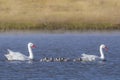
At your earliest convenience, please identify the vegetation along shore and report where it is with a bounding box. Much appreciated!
[0,0,120,31]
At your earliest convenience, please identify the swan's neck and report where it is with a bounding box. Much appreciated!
[28,45,33,59]
[99,46,105,60]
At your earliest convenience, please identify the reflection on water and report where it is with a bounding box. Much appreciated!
[0,31,120,80]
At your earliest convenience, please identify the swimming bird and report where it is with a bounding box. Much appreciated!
[5,42,36,61]
[54,57,70,62]
[40,57,54,62]
[40,57,70,62]
[80,44,108,62]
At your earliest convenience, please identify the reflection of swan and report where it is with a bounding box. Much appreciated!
[80,44,108,62]
[5,42,36,61]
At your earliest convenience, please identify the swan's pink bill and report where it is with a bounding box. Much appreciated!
[32,45,36,48]
[104,46,108,51]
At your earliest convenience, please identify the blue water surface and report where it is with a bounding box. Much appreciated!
[0,31,119,80]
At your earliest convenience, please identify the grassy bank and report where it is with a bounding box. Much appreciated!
[0,22,120,31]
[0,0,120,31]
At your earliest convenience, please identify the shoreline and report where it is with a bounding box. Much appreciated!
[0,30,120,38]
[0,22,120,31]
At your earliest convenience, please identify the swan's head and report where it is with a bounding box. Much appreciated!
[100,44,108,51]
[28,42,36,48]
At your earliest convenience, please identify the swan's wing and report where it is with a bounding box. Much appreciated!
[5,49,28,60]
[81,53,91,57]
[81,53,98,58]
[7,49,14,54]
[7,49,23,57]
[5,49,14,60]
[81,53,88,57]
[81,53,98,61]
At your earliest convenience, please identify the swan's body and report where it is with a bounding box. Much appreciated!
[80,44,108,62]
[5,42,36,61]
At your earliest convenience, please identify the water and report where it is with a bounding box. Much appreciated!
[0,32,120,80]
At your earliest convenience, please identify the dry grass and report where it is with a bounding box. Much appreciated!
[0,0,120,30]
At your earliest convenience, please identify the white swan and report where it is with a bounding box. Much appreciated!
[80,44,108,62]
[5,42,36,61]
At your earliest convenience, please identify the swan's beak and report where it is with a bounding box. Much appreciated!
[104,46,108,51]
[32,45,36,48]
